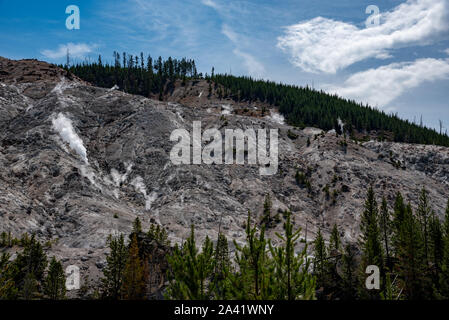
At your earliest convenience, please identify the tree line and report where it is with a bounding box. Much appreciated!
[63,51,199,101]
[1,187,448,300]
[212,74,449,147]
[313,187,449,300]
[63,51,449,147]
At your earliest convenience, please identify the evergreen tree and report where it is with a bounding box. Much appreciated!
[329,223,341,254]
[395,204,429,299]
[0,253,18,299]
[358,186,383,299]
[166,225,215,299]
[439,199,449,298]
[429,211,444,294]
[231,211,273,299]
[12,235,47,298]
[379,196,392,270]
[43,257,66,300]
[261,193,272,227]
[268,210,316,300]
[392,192,406,253]
[313,228,329,294]
[211,233,232,299]
[340,244,358,300]
[132,217,142,234]
[101,234,128,299]
[121,234,146,300]
[327,224,342,297]
[417,187,431,266]
[22,272,37,300]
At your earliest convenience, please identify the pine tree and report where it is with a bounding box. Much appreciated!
[327,223,342,297]
[132,217,142,234]
[121,234,146,300]
[101,234,128,299]
[22,272,37,300]
[417,187,431,266]
[12,235,47,298]
[0,253,18,299]
[44,257,66,300]
[358,186,383,299]
[395,204,429,299]
[211,233,231,299]
[166,225,215,299]
[429,211,443,294]
[313,228,329,294]
[261,193,272,227]
[231,211,273,299]
[269,210,316,300]
[329,223,341,254]
[340,244,358,300]
[439,199,449,298]
[379,196,392,270]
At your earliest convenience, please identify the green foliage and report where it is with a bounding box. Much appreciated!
[340,244,358,300]
[211,233,232,299]
[268,211,316,300]
[295,170,312,193]
[231,211,274,299]
[166,225,214,299]
[101,234,128,299]
[358,186,383,299]
[213,74,449,147]
[417,187,431,266]
[12,235,48,298]
[379,197,392,270]
[394,204,430,299]
[65,52,198,99]
[439,200,449,298]
[121,234,146,300]
[261,193,274,228]
[313,228,328,291]
[0,253,18,299]
[43,257,66,300]
[147,223,170,246]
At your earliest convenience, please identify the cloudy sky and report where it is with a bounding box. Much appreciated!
[1,0,448,131]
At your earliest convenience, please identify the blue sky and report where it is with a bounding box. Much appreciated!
[1,0,448,132]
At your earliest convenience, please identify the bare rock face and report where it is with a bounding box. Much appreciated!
[1,58,448,285]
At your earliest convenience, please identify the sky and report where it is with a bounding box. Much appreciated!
[0,0,448,131]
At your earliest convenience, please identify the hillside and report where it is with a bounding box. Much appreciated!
[0,57,448,296]
[64,54,449,147]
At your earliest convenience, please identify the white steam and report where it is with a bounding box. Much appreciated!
[337,117,345,133]
[221,104,233,115]
[131,175,157,210]
[52,113,88,163]
[266,110,285,125]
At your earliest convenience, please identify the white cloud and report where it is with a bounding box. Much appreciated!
[233,49,265,78]
[221,24,239,43]
[277,0,448,74]
[324,58,449,108]
[201,0,221,11]
[221,24,265,77]
[41,43,96,59]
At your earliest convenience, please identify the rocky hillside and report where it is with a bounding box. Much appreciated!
[1,57,448,286]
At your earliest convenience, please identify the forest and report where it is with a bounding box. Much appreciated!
[1,187,449,300]
[63,52,449,147]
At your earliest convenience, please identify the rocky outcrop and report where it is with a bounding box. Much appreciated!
[0,58,448,288]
